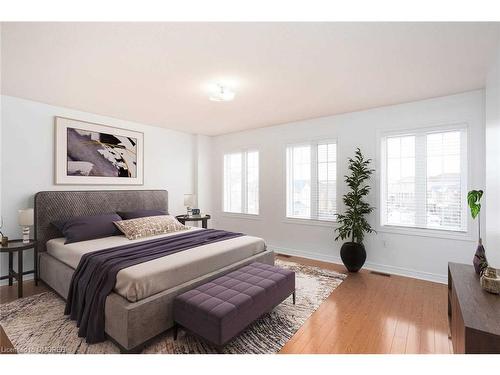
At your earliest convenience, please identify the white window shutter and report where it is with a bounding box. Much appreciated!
[381,127,467,232]
[223,150,259,215]
[286,140,337,221]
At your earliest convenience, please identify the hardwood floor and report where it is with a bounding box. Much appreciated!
[0,280,48,305]
[0,256,452,354]
[278,255,452,354]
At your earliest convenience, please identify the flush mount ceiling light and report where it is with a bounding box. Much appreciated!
[209,84,235,102]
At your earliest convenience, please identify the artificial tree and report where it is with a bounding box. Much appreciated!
[335,148,375,272]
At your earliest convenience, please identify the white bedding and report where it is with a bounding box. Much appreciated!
[46,228,266,302]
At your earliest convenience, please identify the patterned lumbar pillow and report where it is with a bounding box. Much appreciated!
[114,215,188,240]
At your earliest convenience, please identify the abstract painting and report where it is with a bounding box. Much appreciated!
[55,117,144,185]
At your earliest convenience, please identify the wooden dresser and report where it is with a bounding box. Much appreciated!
[448,262,500,353]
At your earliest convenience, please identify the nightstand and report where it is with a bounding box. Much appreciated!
[0,239,38,298]
[175,214,211,229]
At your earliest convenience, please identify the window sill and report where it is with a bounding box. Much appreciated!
[283,217,338,228]
[377,225,475,242]
[220,212,262,221]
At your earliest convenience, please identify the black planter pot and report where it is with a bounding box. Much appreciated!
[340,242,366,272]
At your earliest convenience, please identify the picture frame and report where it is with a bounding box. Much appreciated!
[55,117,144,185]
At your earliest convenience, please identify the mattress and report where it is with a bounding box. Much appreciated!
[46,228,266,303]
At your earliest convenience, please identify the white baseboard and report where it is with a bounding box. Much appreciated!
[268,245,448,284]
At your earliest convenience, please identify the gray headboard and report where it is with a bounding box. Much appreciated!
[34,190,168,252]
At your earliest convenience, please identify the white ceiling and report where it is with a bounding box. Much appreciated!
[1,22,499,136]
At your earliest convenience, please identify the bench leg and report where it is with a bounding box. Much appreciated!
[292,290,296,305]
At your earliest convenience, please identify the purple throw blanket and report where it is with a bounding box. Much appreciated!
[64,229,244,344]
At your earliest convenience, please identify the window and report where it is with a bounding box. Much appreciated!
[286,140,337,221]
[223,150,259,214]
[381,127,467,232]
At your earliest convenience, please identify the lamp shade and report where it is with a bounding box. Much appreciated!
[18,208,34,226]
[184,194,196,207]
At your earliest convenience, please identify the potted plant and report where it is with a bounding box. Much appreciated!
[468,190,488,275]
[335,148,375,272]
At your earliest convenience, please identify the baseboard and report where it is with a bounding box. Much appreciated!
[268,245,448,284]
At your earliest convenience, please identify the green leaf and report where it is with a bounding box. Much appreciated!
[467,190,483,219]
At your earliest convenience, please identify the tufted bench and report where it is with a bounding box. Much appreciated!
[172,262,295,349]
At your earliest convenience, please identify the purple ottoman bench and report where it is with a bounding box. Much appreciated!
[173,262,295,349]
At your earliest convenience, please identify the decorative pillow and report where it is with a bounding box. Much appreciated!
[52,213,122,244]
[114,215,188,240]
[117,209,167,220]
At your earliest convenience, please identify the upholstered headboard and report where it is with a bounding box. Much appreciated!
[34,190,168,252]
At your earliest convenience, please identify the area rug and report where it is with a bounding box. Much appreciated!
[0,259,345,354]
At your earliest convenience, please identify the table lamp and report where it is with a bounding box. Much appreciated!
[18,208,34,243]
[184,194,196,216]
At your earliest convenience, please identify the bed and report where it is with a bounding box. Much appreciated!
[35,190,274,352]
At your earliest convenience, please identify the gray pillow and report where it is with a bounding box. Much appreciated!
[52,213,122,244]
[117,209,167,220]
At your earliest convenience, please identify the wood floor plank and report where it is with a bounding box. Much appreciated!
[317,272,379,353]
[362,275,404,353]
[331,274,389,354]
[389,276,413,353]
[433,283,452,354]
[405,279,425,353]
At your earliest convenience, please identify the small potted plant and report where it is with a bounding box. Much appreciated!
[335,148,375,272]
[468,190,488,275]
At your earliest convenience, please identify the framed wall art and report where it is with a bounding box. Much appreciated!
[55,117,144,185]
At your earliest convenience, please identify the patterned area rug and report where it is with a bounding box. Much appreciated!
[0,259,345,354]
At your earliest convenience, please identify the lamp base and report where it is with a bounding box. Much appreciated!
[22,227,30,243]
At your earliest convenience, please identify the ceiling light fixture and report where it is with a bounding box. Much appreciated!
[209,84,235,102]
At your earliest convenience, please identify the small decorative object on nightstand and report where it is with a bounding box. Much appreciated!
[0,216,7,246]
[18,208,34,244]
[480,267,500,294]
[176,214,211,229]
[0,239,38,298]
[183,194,196,216]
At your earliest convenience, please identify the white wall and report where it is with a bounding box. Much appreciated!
[195,134,213,217]
[0,26,3,240]
[485,42,500,269]
[1,95,197,282]
[211,90,485,283]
